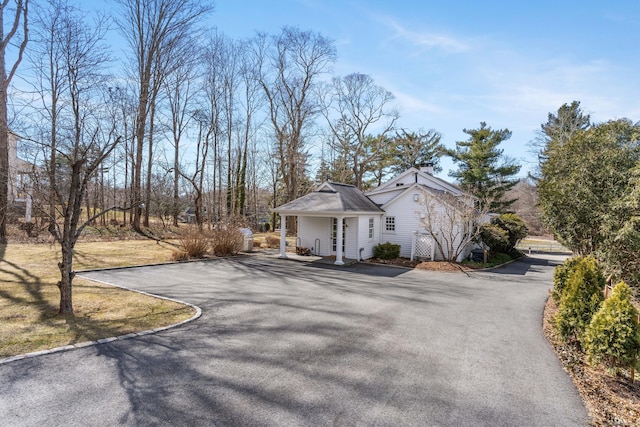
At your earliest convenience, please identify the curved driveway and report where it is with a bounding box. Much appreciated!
[1,254,588,426]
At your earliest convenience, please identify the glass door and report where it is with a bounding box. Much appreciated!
[331,218,346,253]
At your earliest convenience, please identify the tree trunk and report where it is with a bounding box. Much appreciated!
[0,83,7,245]
[57,242,74,315]
[132,82,148,231]
[144,99,156,228]
[0,9,7,245]
[173,140,179,227]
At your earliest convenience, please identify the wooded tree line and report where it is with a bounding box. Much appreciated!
[8,0,468,236]
[536,101,640,293]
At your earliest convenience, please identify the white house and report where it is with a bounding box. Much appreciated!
[273,166,481,265]
[8,132,33,222]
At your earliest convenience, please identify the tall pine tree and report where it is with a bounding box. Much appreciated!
[448,122,520,213]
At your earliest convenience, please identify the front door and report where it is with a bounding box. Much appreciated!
[331,218,345,254]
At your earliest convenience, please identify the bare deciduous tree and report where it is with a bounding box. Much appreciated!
[252,27,336,207]
[0,0,28,243]
[163,55,197,226]
[321,72,398,189]
[506,178,546,235]
[115,0,212,231]
[28,1,120,314]
[417,190,490,262]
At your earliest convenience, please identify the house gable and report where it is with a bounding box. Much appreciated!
[367,167,463,197]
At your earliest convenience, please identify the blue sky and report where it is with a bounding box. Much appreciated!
[210,0,640,178]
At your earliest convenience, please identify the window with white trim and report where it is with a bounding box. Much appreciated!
[385,216,396,232]
[368,217,374,239]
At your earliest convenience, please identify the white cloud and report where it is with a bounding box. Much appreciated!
[374,15,469,54]
[392,90,443,115]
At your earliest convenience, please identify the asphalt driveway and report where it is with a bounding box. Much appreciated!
[0,254,588,426]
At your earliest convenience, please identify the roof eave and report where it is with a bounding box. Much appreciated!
[272,209,383,216]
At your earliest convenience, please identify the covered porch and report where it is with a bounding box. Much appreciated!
[272,182,385,266]
[276,214,358,266]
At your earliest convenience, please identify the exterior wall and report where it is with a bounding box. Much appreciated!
[377,192,424,258]
[370,189,474,261]
[344,217,358,260]
[415,197,472,262]
[297,216,331,256]
[356,214,382,260]
[366,190,395,206]
[298,216,370,260]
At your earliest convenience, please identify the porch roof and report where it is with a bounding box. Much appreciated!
[273,182,384,216]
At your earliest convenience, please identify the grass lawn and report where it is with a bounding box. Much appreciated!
[0,240,195,359]
[518,237,571,254]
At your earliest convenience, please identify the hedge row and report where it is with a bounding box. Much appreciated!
[553,256,640,375]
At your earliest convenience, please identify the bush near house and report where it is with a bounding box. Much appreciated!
[480,213,528,256]
[373,242,401,260]
[479,223,509,255]
[210,227,243,256]
[493,213,528,251]
[173,229,210,260]
[554,256,605,346]
[584,281,640,372]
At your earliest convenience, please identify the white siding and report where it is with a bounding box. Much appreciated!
[356,214,381,260]
[298,216,375,260]
[366,188,402,205]
[344,217,358,259]
[298,217,331,256]
[370,189,474,261]
[378,192,424,258]
[415,198,471,262]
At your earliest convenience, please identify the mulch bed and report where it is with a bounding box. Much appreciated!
[369,258,474,272]
[543,297,640,426]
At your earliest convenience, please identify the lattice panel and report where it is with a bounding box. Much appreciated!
[414,233,433,260]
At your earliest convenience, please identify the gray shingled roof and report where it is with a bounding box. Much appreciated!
[274,182,383,215]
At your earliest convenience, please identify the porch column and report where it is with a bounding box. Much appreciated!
[335,216,344,265]
[279,215,288,259]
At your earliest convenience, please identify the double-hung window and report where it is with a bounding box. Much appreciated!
[368,218,374,239]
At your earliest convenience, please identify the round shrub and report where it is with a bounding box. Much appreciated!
[493,213,528,251]
[480,223,509,254]
[554,256,605,345]
[210,227,243,256]
[175,229,210,259]
[584,281,640,372]
[373,242,401,260]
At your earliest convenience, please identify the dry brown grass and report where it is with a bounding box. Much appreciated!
[0,240,195,359]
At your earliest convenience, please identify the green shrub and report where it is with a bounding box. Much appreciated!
[373,242,401,260]
[584,281,640,372]
[490,252,513,264]
[554,256,605,345]
[479,223,509,254]
[210,227,243,256]
[552,256,585,304]
[493,213,528,251]
[462,252,516,268]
